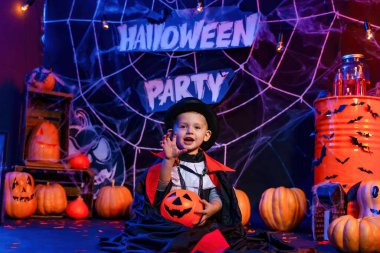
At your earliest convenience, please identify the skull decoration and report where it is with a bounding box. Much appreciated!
[357,180,380,217]
[160,189,203,228]
[4,172,37,219]
[27,121,60,162]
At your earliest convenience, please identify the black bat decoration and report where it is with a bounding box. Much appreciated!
[323,105,347,116]
[350,136,372,153]
[325,174,338,180]
[313,145,326,166]
[350,101,365,106]
[348,116,363,124]
[366,104,379,119]
[323,133,334,140]
[357,131,372,138]
[358,167,373,174]
[336,157,350,164]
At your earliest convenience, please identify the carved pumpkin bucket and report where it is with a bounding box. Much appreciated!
[27,121,60,162]
[357,180,380,218]
[4,171,37,219]
[160,189,203,228]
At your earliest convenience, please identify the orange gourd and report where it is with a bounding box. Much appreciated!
[3,172,37,219]
[66,196,89,219]
[357,180,380,218]
[234,188,251,225]
[259,186,306,231]
[95,180,133,219]
[35,182,67,215]
[69,153,90,170]
[328,215,380,253]
[27,121,60,162]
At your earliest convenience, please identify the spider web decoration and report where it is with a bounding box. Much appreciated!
[43,0,380,225]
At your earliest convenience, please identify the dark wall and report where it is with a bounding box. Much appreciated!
[0,0,44,166]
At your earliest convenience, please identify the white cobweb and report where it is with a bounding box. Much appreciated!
[43,0,380,203]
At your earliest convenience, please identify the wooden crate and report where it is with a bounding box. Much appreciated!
[14,165,94,217]
[23,87,73,167]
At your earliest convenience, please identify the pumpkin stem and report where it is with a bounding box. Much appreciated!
[46,181,50,186]
[111,179,115,187]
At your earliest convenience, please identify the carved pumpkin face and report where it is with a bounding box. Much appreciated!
[4,172,37,219]
[160,189,203,228]
[26,67,55,91]
[27,121,60,162]
[357,180,380,217]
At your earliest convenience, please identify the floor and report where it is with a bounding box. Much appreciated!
[0,218,339,253]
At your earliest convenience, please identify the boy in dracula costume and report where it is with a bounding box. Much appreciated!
[100,98,299,252]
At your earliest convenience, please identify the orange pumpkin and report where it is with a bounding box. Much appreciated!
[69,153,90,170]
[259,186,306,231]
[328,215,380,252]
[95,180,133,219]
[357,180,380,218]
[27,67,55,91]
[66,196,89,219]
[160,189,203,228]
[3,172,37,219]
[234,188,251,225]
[27,121,60,162]
[35,182,67,215]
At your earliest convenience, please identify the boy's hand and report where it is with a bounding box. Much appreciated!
[194,199,222,226]
[161,129,187,159]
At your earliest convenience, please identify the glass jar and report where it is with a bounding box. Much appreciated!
[340,54,370,96]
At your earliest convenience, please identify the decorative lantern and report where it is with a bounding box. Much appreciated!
[27,121,60,162]
[3,172,37,219]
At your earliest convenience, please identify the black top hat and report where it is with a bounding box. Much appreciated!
[164,97,219,150]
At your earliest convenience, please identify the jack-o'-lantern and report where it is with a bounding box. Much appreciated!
[27,121,60,162]
[4,172,37,219]
[69,153,90,170]
[259,186,307,231]
[328,215,380,252]
[26,67,55,91]
[357,180,380,218]
[160,189,203,228]
[234,188,251,225]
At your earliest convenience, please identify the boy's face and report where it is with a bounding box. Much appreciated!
[173,111,211,155]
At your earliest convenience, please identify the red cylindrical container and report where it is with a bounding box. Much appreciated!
[314,96,380,216]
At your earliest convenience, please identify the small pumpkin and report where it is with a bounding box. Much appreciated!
[3,171,37,219]
[95,180,133,219]
[259,186,306,231]
[328,215,380,252]
[27,121,60,162]
[35,182,67,215]
[69,153,90,170]
[357,180,380,218]
[66,196,89,219]
[160,189,203,228]
[26,67,55,91]
[234,188,251,225]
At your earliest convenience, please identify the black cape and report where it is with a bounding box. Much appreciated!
[99,152,299,252]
